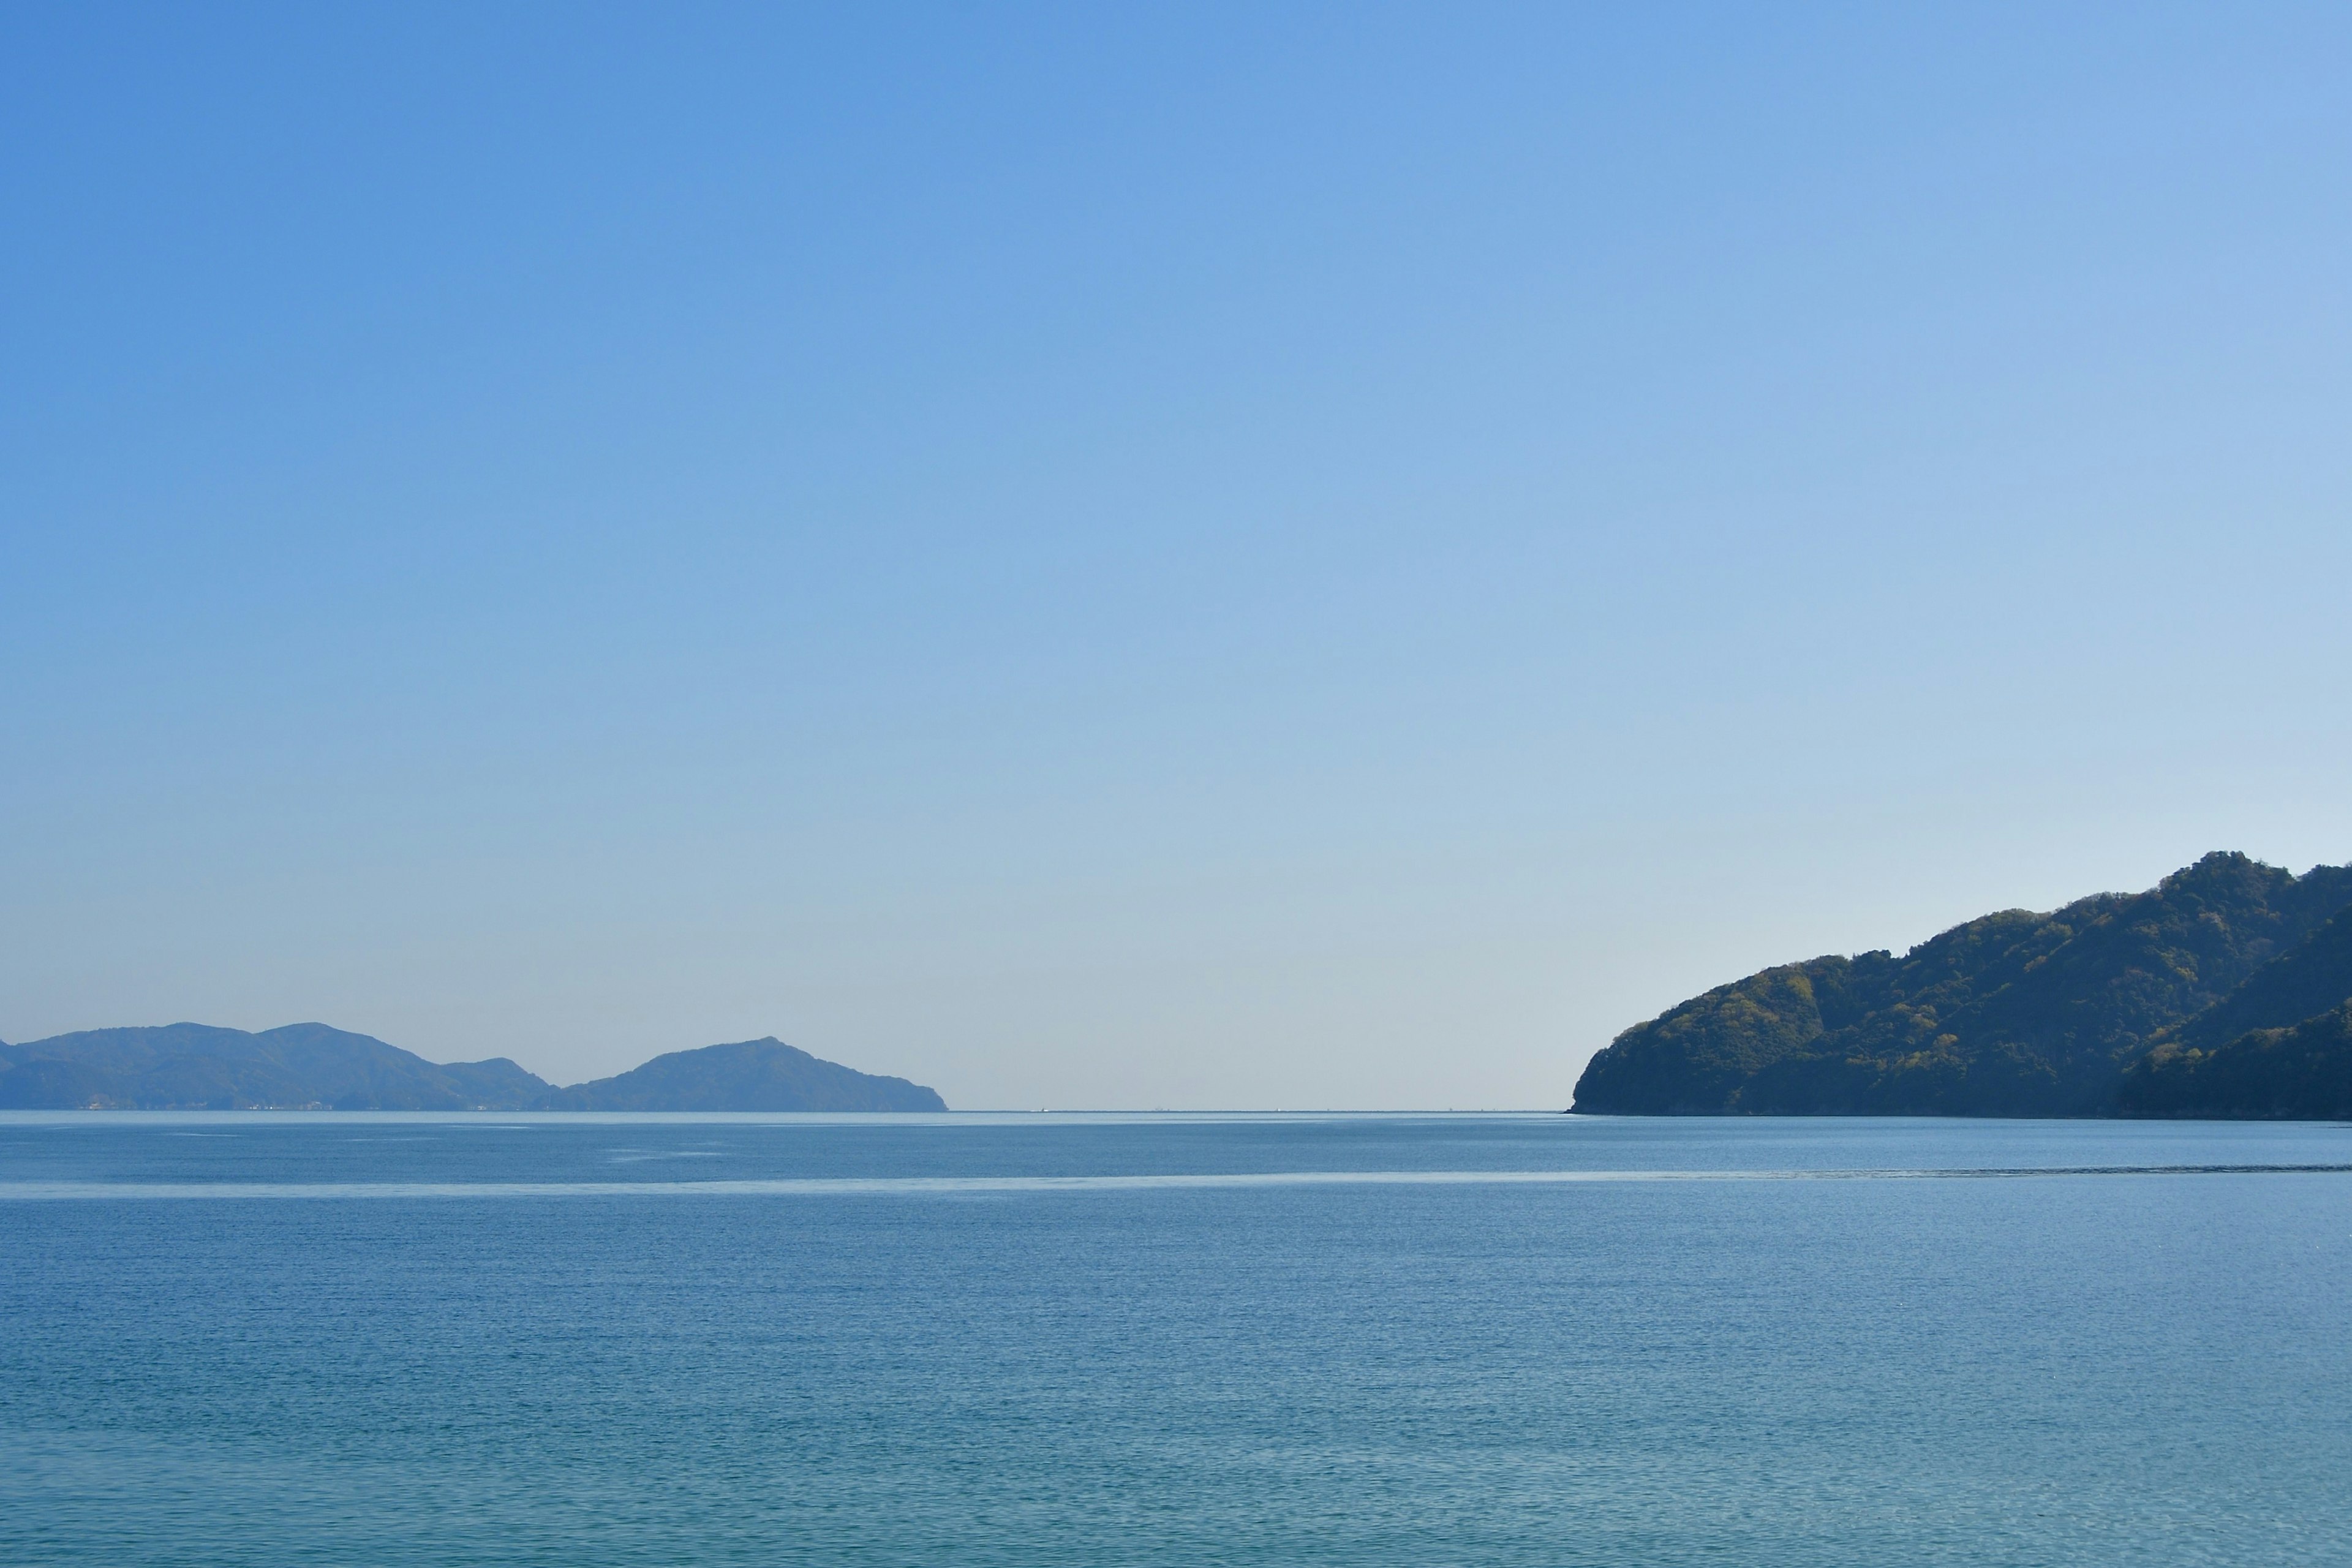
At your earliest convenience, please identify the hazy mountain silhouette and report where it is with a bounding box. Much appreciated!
[0,1024,944,1112]
[0,1023,549,1110]
[531,1038,946,1112]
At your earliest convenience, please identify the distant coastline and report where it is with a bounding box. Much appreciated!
[0,1026,945,1112]
[1572,852,2352,1121]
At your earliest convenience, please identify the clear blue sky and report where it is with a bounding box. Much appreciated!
[5,4,2348,1107]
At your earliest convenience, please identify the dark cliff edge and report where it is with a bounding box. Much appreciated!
[0,1024,945,1112]
[1571,852,2352,1120]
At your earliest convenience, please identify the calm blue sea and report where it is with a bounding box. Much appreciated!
[4,1113,2350,1566]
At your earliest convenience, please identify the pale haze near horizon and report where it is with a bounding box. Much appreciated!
[4,5,2348,1108]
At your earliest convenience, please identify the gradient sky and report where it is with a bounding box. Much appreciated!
[5,4,2349,1107]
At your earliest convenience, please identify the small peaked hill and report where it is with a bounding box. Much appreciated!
[1571,852,2352,1118]
[0,1022,552,1110]
[533,1037,946,1112]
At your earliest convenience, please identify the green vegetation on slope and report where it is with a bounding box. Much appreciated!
[2117,905,2352,1118]
[2119,1003,2352,1120]
[1572,852,2352,1118]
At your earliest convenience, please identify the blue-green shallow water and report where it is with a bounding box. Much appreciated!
[4,1115,2350,1566]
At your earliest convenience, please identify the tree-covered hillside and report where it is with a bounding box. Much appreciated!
[1572,853,2352,1117]
[2117,904,2352,1119]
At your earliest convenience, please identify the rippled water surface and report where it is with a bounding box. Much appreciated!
[5,1113,2350,1566]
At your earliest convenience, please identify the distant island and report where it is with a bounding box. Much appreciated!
[0,1025,946,1112]
[1572,851,2352,1120]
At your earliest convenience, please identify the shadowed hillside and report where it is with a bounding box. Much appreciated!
[2118,905,2352,1119]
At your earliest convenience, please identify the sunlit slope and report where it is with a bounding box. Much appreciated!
[1572,853,2352,1117]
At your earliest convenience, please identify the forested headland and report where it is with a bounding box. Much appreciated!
[1572,853,2352,1120]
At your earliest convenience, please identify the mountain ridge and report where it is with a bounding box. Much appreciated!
[0,1025,945,1112]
